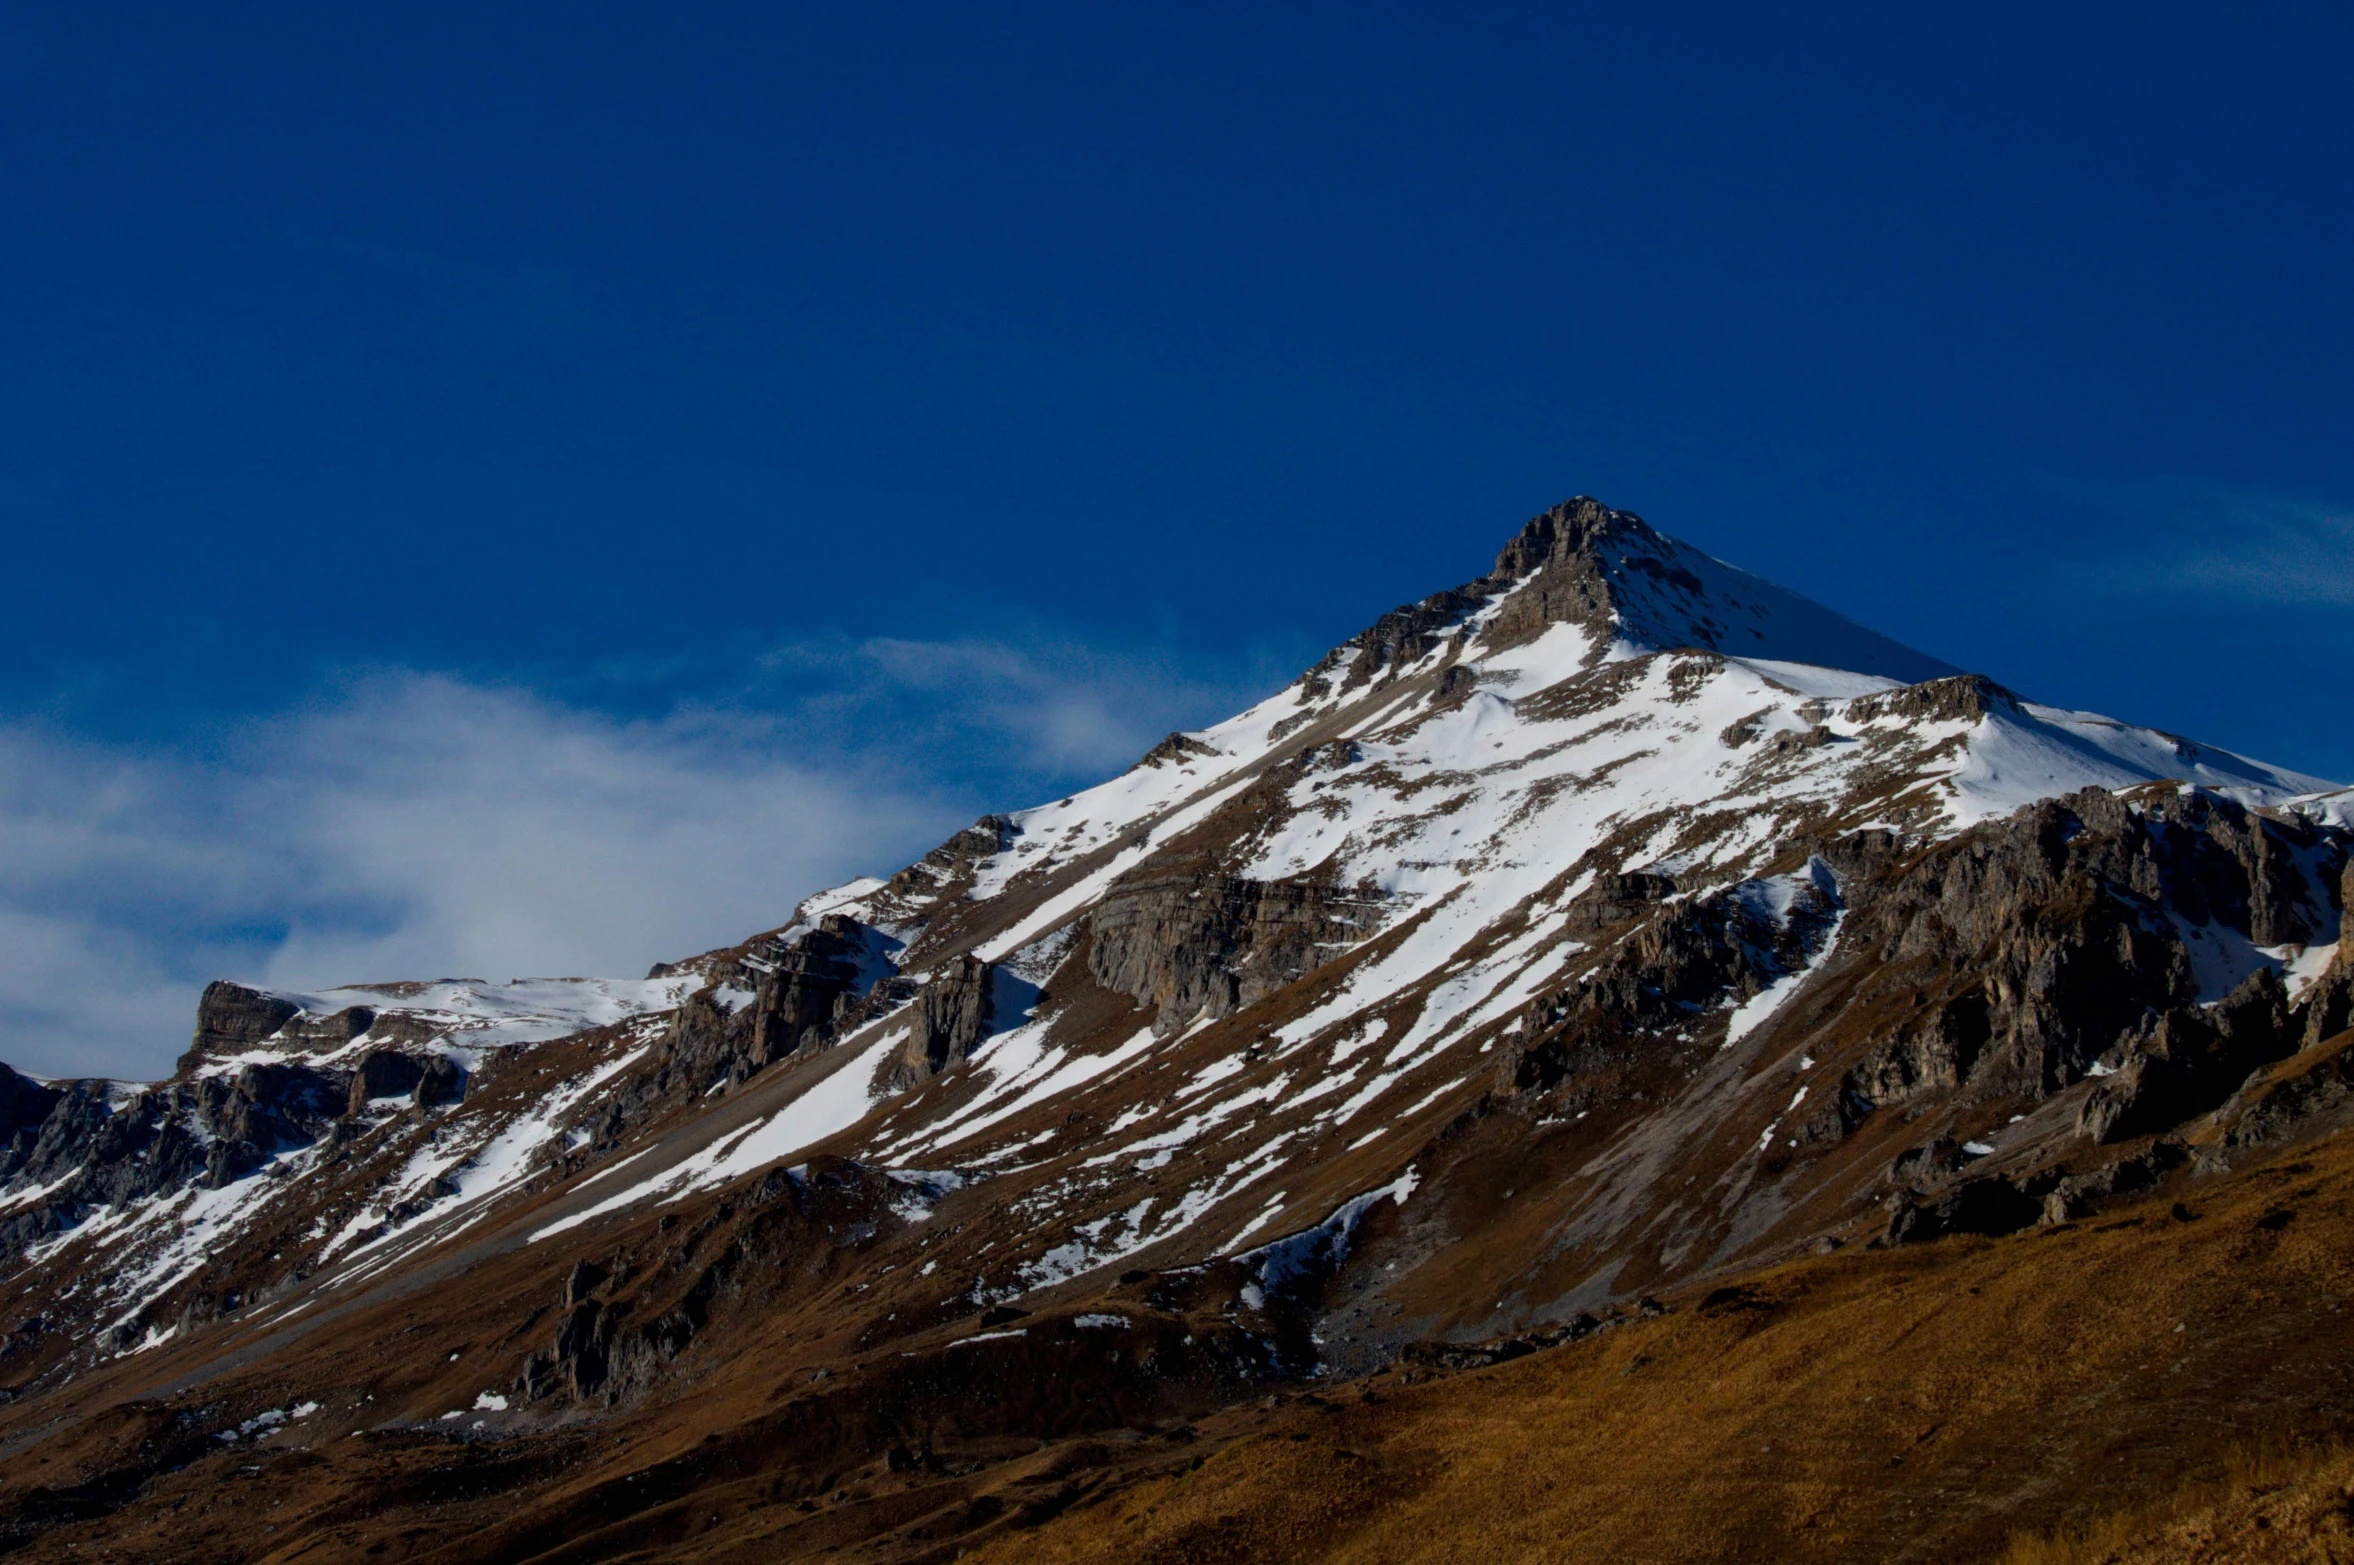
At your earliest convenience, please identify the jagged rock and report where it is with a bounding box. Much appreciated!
[1482,497,1664,655]
[1884,1176,2042,1244]
[1843,674,2020,726]
[2290,862,2354,1049]
[564,1259,607,1306]
[2217,1030,2354,1148]
[0,1054,358,1255]
[1296,499,1668,700]
[886,815,1017,903]
[1135,732,1219,769]
[412,1056,466,1109]
[181,980,301,1070]
[282,1005,377,1048]
[2039,1143,2186,1220]
[1828,789,2338,1109]
[345,1050,425,1112]
[1085,854,1373,1035]
[538,1299,614,1399]
[2081,973,2296,1144]
[1508,859,1841,1091]
[894,956,995,1088]
[584,917,909,1150]
[1891,1137,1966,1186]
[2076,1058,2148,1144]
[749,915,883,1065]
[1560,870,1681,935]
[0,1067,61,1170]
[1792,1079,1878,1144]
[1767,724,1836,753]
[1302,587,1492,699]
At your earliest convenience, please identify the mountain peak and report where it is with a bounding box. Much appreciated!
[1487,493,1659,579]
[1315,495,1961,696]
[1478,494,1961,684]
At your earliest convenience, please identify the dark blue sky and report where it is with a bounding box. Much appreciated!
[3,4,2352,1073]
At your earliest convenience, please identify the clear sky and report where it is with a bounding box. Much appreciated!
[4,3,2350,1076]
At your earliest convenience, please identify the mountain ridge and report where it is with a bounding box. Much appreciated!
[0,495,2348,1563]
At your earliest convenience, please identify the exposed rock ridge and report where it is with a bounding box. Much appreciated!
[1300,496,1641,696]
[1482,495,1672,650]
[1084,852,1383,1035]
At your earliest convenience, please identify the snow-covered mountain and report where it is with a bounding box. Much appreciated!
[2,496,2348,1561]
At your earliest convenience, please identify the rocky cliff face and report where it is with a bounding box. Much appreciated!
[0,496,2346,1562]
[1082,850,1377,1034]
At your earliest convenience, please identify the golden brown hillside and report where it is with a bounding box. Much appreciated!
[976,1122,2354,1565]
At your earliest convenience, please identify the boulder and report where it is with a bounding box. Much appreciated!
[413,1055,467,1109]
[346,1050,426,1113]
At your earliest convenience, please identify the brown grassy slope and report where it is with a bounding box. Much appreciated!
[979,1131,2354,1565]
[1998,1439,2354,1565]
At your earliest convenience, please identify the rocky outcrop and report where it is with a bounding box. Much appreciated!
[517,1159,902,1408]
[1507,858,1843,1091]
[412,1055,466,1109]
[1084,855,1376,1034]
[344,1049,425,1111]
[1884,1175,2045,1244]
[1842,673,2019,726]
[0,1054,363,1264]
[749,915,893,1065]
[589,915,913,1147]
[2286,861,2354,1049]
[1831,788,2338,1109]
[1297,585,1491,699]
[1298,497,1654,699]
[1559,869,1683,936]
[893,956,996,1089]
[1481,496,1661,652]
[181,981,301,1070]
[180,982,385,1074]
[885,816,1018,904]
[2215,1028,2354,1148]
[1134,732,1219,770]
[1496,787,2345,1177]
[2074,971,2291,1143]
[0,1067,61,1150]
[583,991,751,1146]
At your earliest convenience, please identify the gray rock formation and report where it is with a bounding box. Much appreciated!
[894,956,996,1088]
[1084,853,1378,1035]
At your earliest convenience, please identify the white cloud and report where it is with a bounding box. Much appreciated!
[2060,491,2354,607]
[749,631,1294,780]
[0,678,952,1081]
[0,637,1295,1083]
[243,675,951,991]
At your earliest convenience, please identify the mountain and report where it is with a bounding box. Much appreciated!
[1,496,2350,1563]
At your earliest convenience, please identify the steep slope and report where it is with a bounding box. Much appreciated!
[0,495,2347,1563]
[967,1123,2354,1565]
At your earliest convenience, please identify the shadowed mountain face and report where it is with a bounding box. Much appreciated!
[1,497,2350,1563]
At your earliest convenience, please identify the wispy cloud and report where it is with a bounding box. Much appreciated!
[0,680,945,1082]
[2054,489,2354,608]
[0,635,1296,1082]
[750,632,1289,783]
